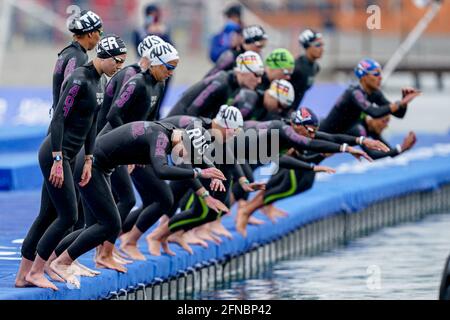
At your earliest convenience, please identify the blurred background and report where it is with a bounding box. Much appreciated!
[0,0,449,133]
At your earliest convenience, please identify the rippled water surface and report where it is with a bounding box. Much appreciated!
[194,213,450,300]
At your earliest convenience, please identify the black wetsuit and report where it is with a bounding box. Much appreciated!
[257,73,272,92]
[101,71,164,135]
[290,55,320,109]
[51,41,88,113]
[21,62,104,261]
[320,84,407,134]
[232,120,360,202]
[163,118,241,233]
[167,117,350,232]
[96,64,141,133]
[98,70,165,239]
[54,121,198,260]
[122,115,241,234]
[262,124,372,206]
[168,71,241,118]
[242,120,343,156]
[232,89,261,120]
[347,119,401,160]
[205,46,243,78]
[232,88,285,122]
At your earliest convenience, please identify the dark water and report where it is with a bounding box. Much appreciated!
[195,213,450,300]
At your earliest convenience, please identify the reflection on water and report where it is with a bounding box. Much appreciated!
[194,213,450,300]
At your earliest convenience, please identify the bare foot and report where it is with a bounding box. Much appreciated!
[69,261,97,277]
[210,220,233,239]
[146,235,162,256]
[248,216,265,225]
[271,205,288,218]
[261,207,277,223]
[120,242,146,261]
[113,252,133,265]
[118,232,130,244]
[235,201,264,226]
[236,207,250,237]
[259,205,270,215]
[209,232,222,244]
[161,240,176,256]
[25,272,59,291]
[15,277,34,288]
[73,260,100,276]
[113,245,131,260]
[183,231,208,248]
[44,264,65,282]
[93,246,101,264]
[95,256,127,273]
[49,261,80,289]
[195,227,221,244]
[167,233,193,254]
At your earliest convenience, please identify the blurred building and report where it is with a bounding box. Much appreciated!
[0,0,449,88]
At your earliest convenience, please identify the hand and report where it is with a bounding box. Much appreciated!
[400,90,421,106]
[127,164,136,174]
[79,160,92,187]
[286,148,298,157]
[197,167,227,181]
[401,131,417,152]
[204,196,229,213]
[321,153,334,158]
[210,179,226,192]
[50,160,64,188]
[347,146,373,162]
[247,182,266,191]
[363,138,390,152]
[313,165,336,174]
[402,87,420,98]
[239,177,253,192]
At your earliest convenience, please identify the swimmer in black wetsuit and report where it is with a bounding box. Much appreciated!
[49,121,226,285]
[97,35,166,132]
[233,79,295,121]
[320,58,421,134]
[51,10,103,116]
[290,29,324,110]
[89,36,166,264]
[93,41,178,267]
[234,107,390,236]
[257,48,295,94]
[16,34,127,290]
[347,114,417,160]
[144,106,261,255]
[164,108,265,249]
[168,50,265,119]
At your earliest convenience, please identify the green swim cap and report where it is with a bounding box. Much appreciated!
[265,48,295,70]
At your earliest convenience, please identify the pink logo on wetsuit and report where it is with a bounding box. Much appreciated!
[63,84,81,117]
[64,58,77,80]
[179,116,193,128]
[116,83,136,108]
[105,81,115,98]
[131,122,146,139]
[54,58,64,75]
[155,132,169,157]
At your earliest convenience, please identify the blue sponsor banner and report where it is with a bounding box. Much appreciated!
[0,87,53,127]
[0,84,190,127]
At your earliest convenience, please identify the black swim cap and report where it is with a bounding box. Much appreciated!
[68,10,103,35]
